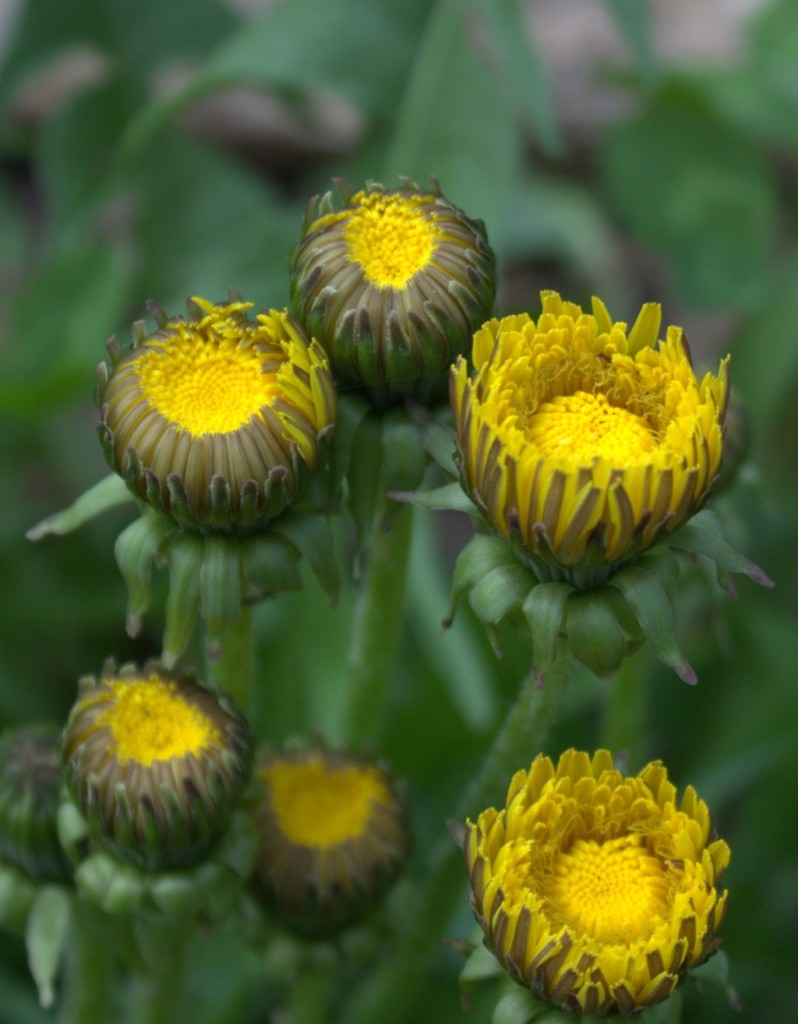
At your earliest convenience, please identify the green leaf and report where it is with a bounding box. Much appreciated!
[469,563,535,625]
[272,512,340,600]
[565,588,631,679]
[392,482,477,516]
[133,135,300,311]
[405,402,458,475]
[447,532,518,625]
[26,474,133,540]
[668,510,774,587]
[381,0,522,239]
[472,0,561,155]
[162,533,204,667]
[600,0,657,79]
[407,514,498,730]
[121,0,426,159]
[1,235,133,414]
[599,95,777,310]
[114,509,176,635]
[609,564,696,684]
[25,886,71,1009]
[522,581,572,683]
[380,408,430,530]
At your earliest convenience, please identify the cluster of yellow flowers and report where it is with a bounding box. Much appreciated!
[15,176,748,1021]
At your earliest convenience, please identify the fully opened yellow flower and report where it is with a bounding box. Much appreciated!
[463,750,729,1015]
[63,661,252,870]
[253,745,411,936]
[98,298,336,533]
[289,179,496,407]
[451,292,728,587]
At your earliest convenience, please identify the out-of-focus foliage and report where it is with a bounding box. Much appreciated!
[1,0,796,1021]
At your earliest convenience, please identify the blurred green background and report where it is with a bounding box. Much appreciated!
[1,0,796,1021]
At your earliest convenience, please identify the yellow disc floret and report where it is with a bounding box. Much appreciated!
[98,298,336,532]
[262,755,392,848]
[95,675,220,766]
[137,336,280,436]
[526,392,657,464]
[540,835,670,943]
[340,191,441,288]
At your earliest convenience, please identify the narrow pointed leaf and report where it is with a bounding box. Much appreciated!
[114,510,176,635]
[27,474,133,540]
[405,401,458,474]
[473,0,561,155]
[469,564,535,625]
[25,886,71,1009]
[272,512,340,599]
[392,482,477,515]
[610,565,697,684]
[667,510,774,587]
[162,534,204,667]
[522,581,572,683]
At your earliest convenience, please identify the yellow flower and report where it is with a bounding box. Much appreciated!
[451,292,728,587]
[463,749,729,1015]
[63,661,252,870]
[98,298,336,533]
[289,179,496,407]
[252,745,411,936]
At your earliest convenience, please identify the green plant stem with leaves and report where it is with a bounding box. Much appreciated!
[207,605,256,716]
[342,655,570,1024]
[336,506,414,744]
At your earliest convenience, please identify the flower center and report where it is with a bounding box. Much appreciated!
[525,391,656,464]
[344,192,440,289]
[541,835,671,944]
[98,677,220,766]
[137,336,280,436]
[263,757,389,848]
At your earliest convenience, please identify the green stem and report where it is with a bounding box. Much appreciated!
[207,605,255,715]
[336,507,413,744]
[288,959,334,1024]
[58,903,116,1024]
[341,657,570,1024]
[601,648,648,768]
[128,919,187,1024]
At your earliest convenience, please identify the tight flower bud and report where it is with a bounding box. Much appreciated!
[252,744,411,936]
[290,179,496,408]
[0,726,71,883]
[63,661,252,871]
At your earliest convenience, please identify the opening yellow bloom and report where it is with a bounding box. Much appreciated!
[289,180,496,407]
[339,190,443,288]
[253,747,411,936]
[464,749,729,1015]
[98,298,336,533]
[451,291,728,586]
[63,662,252,870]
